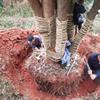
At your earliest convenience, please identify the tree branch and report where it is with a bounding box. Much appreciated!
[87,0,100,20]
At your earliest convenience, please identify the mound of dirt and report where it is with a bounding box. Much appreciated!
[0,28,100,100]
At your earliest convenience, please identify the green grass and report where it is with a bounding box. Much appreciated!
[0,2,33,17]
[0,2,34,30]
[0,17,35,29]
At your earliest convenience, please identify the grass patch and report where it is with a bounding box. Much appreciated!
[0,2,33,17]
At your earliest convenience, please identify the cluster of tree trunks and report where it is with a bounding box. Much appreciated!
[28,0,75,59]
[28,0,100,63]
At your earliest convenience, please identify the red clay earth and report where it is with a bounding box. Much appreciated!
[0,28,100,100]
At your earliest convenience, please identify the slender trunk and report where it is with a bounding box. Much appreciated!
[55,0,68,56]
[67,14,74,42]
[87,0,100,20]
[43,0,54,18]
[43,0,56,49]
[43,0,62,62]
[46,0,69,61]
[28,0,43,17]
[57,0,68,21]
[67,0,75,42]
[28,0,50,49]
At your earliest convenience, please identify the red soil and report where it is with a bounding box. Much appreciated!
[0,29,100,100]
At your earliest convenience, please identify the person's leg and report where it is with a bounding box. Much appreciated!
[82,64,89,80]
[95,70,100,78]
[78,23,82,30]
[94,70,100,84]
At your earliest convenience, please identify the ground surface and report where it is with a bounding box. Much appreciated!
[0,28,100,100]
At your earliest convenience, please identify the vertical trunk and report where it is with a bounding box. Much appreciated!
[43,0,62,62]
[28,0,43,17]
[42,0,56,49]
[43,0,54,18]
[87,0,100,20]
[57,0,68,21]
[28,0,44,33]
[46,0,69,61]
[67,0,75,42]
[55,0,68,56]
[28,0,50,49]
[67,14,74,42]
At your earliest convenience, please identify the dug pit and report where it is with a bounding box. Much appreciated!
[0,29,100,100]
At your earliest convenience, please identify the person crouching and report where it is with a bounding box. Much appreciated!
[27,34,42,49]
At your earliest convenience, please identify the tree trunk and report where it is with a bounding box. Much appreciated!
[67,14,75,42]
[28,0,50,49]
[87,0,100,20]
[67,0,75,42]
[28,0,43,17]
[70,0,100,58]
[42,0,56,49]
[57,0,68,21]
[28,0,100,62]
[46,0,71,61]
[70,18,93,54]
[55,0,68,56]
[42,0,54,18]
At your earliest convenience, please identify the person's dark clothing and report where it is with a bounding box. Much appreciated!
[88,53,100,71]
[73,2,86,30]
[28,35,42,49]
[34,37,42,49]
[88,53,100,79]
[84,53,100,80]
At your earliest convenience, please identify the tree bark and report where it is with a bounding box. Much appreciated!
[42,0,54,18]
[67,0,75,42]
[87,0,100,20]
[28,0,43,17]
[55,0,68,56]
[42,0,56,48]
[57,0,68,21]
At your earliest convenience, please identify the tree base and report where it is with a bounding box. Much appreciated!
[26,34,100,96]
[26,49,83,96]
